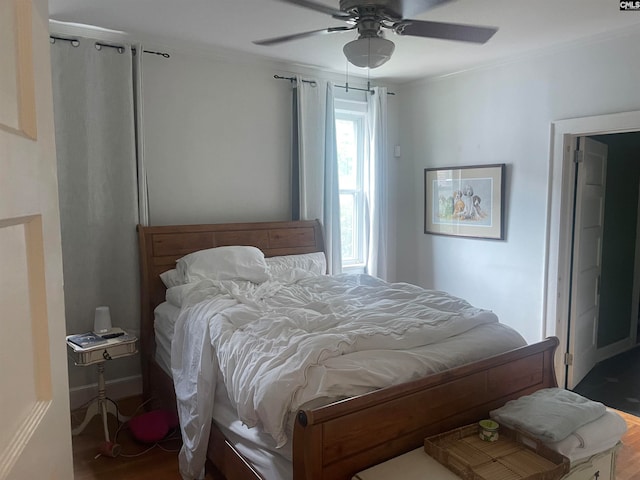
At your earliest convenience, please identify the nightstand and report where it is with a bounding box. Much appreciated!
[352,448,462,480]
[67,331,138,457]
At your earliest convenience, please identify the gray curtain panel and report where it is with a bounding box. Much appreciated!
[50,38,140,388]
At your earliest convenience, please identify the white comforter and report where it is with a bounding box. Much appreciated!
[171,273,525,480]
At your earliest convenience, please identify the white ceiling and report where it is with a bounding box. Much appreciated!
[48,0,640,83]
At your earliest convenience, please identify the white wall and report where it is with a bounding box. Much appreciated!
[141,47,400,237]
[142,52,290,224]
[396,27,640,343]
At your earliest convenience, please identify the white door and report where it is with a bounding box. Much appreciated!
[0,0,74,478]
[567,137,608,389]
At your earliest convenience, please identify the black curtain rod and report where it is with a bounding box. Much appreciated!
[335,83,374,94]
[49,36,170,58]
[95,42,126,54]
[49,36,126,53]
[335,82,395,95]
[49,35,79,47]
[274,75,317,86]
[274,74,394,95]
[132,48,171,58]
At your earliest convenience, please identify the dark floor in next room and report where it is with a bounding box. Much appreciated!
[573,345,640,418]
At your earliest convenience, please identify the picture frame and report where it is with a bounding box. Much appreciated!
[424,164,505,240]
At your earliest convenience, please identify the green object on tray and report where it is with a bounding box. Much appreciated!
[478,419,499,442]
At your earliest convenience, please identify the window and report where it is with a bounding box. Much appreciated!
[335,100,367,270]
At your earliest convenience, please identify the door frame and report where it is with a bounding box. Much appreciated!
[545,110,640,388]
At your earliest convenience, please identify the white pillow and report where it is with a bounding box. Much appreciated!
[159,268,183,288]
[176,245,269,284]
[266,252,326,279]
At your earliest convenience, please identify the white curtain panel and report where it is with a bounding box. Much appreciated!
[294,76,342,274]
[51,38,140,388]
[365,87,389,279]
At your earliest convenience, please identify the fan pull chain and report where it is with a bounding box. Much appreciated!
[345,58,350,92]
[367,38,372,93]
[368,37,371,87]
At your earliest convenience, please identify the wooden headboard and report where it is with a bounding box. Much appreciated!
[136,219,325,397]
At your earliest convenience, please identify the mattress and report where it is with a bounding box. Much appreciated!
[154,301,177,375]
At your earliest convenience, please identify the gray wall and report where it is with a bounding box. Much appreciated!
[396,27,640,344]
[141,52,292,225]
[592,133,640,348]
[140,48,400,244]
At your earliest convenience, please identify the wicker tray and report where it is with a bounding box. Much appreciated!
[424,423,570,480]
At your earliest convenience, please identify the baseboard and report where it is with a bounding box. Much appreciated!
[597,337,634,364]
[69,374,142,410]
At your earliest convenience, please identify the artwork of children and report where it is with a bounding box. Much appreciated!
[433,178,493,227]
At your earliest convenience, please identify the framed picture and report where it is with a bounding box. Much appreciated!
[424,164,505,240]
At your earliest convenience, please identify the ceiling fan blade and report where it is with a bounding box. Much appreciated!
[396,19,497,44]
[272,0,352,19]
[253,26,355,46]
[397,0,454,19]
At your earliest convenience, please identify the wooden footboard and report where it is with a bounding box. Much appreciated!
[292,337,559,480]
[149,337,558,480]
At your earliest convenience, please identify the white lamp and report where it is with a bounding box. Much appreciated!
[94,306,112,334]
[343,35,395,69]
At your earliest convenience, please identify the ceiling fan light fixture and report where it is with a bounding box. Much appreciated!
[343,35,395,68]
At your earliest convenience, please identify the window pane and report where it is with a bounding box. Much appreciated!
[336,118,357,191]
[335,105,366,269]
[339,193,355,261]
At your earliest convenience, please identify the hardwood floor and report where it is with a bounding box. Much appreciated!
[72,397,640,479]
[616,410,640,480]
[71,396,216,480]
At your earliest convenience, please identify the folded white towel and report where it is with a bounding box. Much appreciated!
[545,409,627,463]
[490,388,606,442]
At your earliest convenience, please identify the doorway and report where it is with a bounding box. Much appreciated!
[568,133,640,387]
[545,111,640,389]
[588,133,640,344]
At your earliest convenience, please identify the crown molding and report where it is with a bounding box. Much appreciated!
[402,22,640,90]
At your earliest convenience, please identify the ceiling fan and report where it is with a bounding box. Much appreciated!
[254,0,498,69]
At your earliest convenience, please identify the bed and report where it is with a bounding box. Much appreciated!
[137,219,560,480]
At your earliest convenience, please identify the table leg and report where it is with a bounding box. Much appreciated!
[71,362,129,436]
[72,397,101,435]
